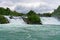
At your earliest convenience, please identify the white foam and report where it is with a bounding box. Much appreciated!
[4,16,26,25]
[40,17,60,25]
[4,16,60,25]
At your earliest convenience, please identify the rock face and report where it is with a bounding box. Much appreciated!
[0,15,9,24]
[24,10,42,24]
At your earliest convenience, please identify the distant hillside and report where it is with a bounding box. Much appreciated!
[52,6,60,17]
[0,7,23,16]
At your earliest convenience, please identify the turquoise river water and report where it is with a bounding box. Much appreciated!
[0,24,60,40]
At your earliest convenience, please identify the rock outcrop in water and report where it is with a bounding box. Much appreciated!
[0,15,9,24]
[23,10,42,24]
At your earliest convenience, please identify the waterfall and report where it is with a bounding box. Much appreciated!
[4,16,26,25]
[40,17,60,25]
[4,16,60,25]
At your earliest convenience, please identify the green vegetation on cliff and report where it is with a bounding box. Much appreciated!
[52,6,60,17]
[27,10,42,24]
[0,7,23,16]
[0,15,9,24]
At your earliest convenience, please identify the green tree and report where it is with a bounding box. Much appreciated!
[0,7,6,15]
[27,10,36,16]
[0,15,9,24]
[27,10,42,24]
[0,7,23,16]
[5,7,11,15]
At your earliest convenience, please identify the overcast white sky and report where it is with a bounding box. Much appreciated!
[0,0,60,13]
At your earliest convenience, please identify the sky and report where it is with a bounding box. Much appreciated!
[0,0,60,13]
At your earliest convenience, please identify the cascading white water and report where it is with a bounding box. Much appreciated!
[4,16,60,25]
[41,17,60,25]
[4,16,26,25]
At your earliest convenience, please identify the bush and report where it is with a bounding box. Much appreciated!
[28,15,41,24]
[27,10,42,24]
[0,15,9,24]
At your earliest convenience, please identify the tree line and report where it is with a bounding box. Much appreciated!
[0,7,23,16]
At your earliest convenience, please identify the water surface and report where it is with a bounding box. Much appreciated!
[0,24,60,40]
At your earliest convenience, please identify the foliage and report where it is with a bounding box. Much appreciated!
[38,13,52,17]
[0,15,9,24]
[27,10,36,16]
[0,7,23,16]
[27,10,42,24]
[52,6,60,17]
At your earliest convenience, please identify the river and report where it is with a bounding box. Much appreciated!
[0,24,60,40]
[0,16,60,40]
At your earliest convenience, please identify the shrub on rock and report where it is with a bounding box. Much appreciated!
[27,10,42,24]
[0,15,9,24]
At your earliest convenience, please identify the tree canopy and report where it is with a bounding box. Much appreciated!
[0,7,23,16]
[0,15,9,24]
[27,10,42,24]
[52,6,60,17]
